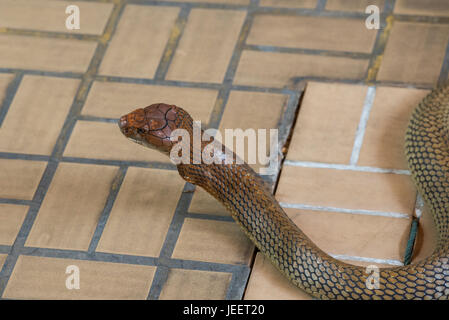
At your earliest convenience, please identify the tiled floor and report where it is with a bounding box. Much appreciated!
[0,0,447,300]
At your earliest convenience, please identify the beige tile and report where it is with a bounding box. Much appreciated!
[3,255,155,299]
[234,51,369,88]
[0,0,113,35]
[412,204,438,264]
[96,168,185,257]
[99,5,180,78]
[83,81,217,123]
[286,82,368,164]
[172,218,254,264]
[395,0,449,16]
[159,269,232,300]
[0,204,28,246]
[377,22,449,84]
[64,121,169,163]
[25,163,118,250]
[159,0,249,3]
[189,188,230,216]
[166,9,246,83]
[358,86,429,169]
[0,159,47,200]
[0,254,7,270]
[285,208,410,260]
[244,253,395,300]
[0,35,96,73]
[248,16,376,53]
[326,0,385,11]
[0,73,14,103]
[276,166,417,214]
[260,0,316,8]
[0,75,80,155]
[217,90,287,170]
[244,252,313,300]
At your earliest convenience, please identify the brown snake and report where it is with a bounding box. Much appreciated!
[118,85,449,300]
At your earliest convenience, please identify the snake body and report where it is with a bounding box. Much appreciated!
[118,86,449,299]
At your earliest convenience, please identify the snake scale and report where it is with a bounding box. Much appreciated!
[118,85,449,300]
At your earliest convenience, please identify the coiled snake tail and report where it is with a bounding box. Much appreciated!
[118,87,449,299]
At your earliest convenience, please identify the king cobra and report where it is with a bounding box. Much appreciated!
[118,85,449,300]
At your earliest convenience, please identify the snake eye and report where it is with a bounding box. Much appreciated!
[137,128,145,134]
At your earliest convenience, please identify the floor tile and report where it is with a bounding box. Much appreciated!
[2,255,156,299]
[63,121,170,163]
[377,21,449,84]
[326,0,385,11]
[96,168,185,257]
[99,5,180,78]
[0,159,47,200]
[83,81,217,123]
[248,16,376,53]
[217,90,287,171]
[172,218,254,265]
[284,208,410,260]
[0,204,28,246]
[159,269,232,300]
[0,75,80,155]
[259,0,316,8]
[166,9,246,83]
[189,188,230,216]
[234,51,368,88]
[0,35,97,72]
[0,0,113,35]
[25,163,118,251]
[357,86,429,169]
[244,252,396,300]
[395,0,449,16]
[286,82,368,164]
[244,252,313,300]
[276,165,417,215]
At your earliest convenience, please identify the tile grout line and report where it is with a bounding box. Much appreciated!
[0,0,127,298]
[154,6,191,80]
[207,0,259,130]
[0,199,36,207]
[0,246,10,255]
[0,69,83,79]
[364,0,396,83]
[62,157,177,170]
[349,86,376,165]
[16,246,249,274]
[315,0,327,11]
[330,253,403,266]
[0,27,101,41]
[87,166,128,253]
[146,183,196,300]
[244,44,372,60]
[279,202,410,219]
[284,160,410,175]
[0,69,437,94]
[0,72,24,128]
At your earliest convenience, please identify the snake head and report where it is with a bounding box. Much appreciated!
[118,103,183,155]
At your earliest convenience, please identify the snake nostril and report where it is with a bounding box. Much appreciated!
[119,116,128,129]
